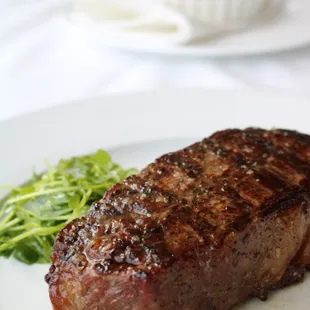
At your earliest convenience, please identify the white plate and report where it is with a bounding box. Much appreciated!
[72,0,310,57]
[0,89,309,310]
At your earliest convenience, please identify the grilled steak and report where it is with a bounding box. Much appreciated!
[46,128,310,310]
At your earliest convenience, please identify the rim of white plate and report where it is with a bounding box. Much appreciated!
[1,88,309,142]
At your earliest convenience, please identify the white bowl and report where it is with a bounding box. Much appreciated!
[74,0,285,28]
[160,0,285,28]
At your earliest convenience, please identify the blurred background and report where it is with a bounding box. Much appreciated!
[1,0,310,120]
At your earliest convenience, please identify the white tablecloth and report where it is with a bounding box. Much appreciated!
[1,0,310,121]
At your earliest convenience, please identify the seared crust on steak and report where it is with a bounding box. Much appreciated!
[46,128,310,310]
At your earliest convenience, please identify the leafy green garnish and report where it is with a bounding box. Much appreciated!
[0,150,137,265]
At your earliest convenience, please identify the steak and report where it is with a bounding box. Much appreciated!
[46,128,310,310]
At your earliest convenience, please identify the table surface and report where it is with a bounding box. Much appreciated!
[1,0,310,121]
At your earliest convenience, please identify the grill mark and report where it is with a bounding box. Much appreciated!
[192,141,259,214]
[204,146,271,210]
[157,151,204,179]
[272,129,310,148]
[244,128,310,164]
[190,139,266,214]
[247,130,309,188]
[208,129,309,215]
[157,142,256,240]
[268,136,310,175]
[211,129,304,190]
[253,169,291,192]
[195,139,270,220]
[235,128,309,183]
[260,191,307,217]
